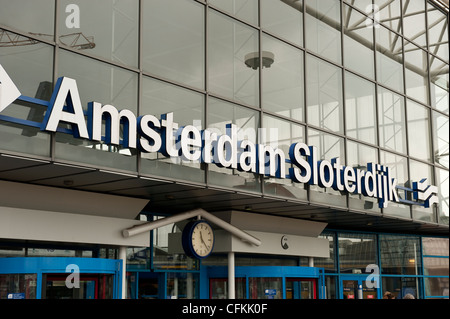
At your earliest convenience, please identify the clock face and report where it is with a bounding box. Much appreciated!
[190,221,214,258]
[182,220,215,258]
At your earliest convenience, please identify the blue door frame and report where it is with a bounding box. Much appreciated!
[202,266,325,299]
[0,257,123,299]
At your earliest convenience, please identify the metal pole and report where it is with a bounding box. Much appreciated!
[228,252,235,299]
[308,257,314,267]
[119,246,127,299]
[122,208,261,246]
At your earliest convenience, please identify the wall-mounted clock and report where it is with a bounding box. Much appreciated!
[182,220,215,259]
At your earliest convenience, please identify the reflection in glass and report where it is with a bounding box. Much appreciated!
[377,87,407,154]
[410,160,435,222]
[249,277,282,299]
[347,141,379,213]
[429,57,449,114]
[261,0,303,47]
[376,25,404,93]
[140,77,205,183]
[374,0,401,32]
[380,150,410,218]
[380,235,422,275]
[0,31,53,157]
[338,233,376,274]
[407,100,431,161]
[306,55,343,133]
[435,168,449,225]
[404,40,429,104]
[422,237,449,256]
[345,72,377,145]
[382,277,419,300]
[427,3,449,63]
[208,10,259,106]
[56,50,138,171]
[209,0,258,25]
[262,115,306,199]
[143,0,204,88]
[305,0,341,64]
[402,0,426,48]
[207,97,260,192]
[343,4,375,79]
[432,111,449,168]
[262,34,304,122]
[59,0,138,67]
[0,0,54,40]
[308,128,346,207]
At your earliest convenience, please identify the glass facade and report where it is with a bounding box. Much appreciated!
[0,0,449,300]
[1,0,447,224]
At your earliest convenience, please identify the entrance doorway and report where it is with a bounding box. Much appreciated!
[341,276,378,299]
[207,266,323,299]
[43,274,113,299]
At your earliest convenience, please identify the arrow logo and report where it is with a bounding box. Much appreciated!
[0,63,21,112]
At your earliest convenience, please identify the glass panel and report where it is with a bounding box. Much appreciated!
[407,100,431,161]
[376,25,404,93]
[404,40,429,104]
[207,97,260,192]
[142,0,204,89]
[429,57,449,114]
[423,237,449,256]
[249,277,282,299]
[338,233,377,274]
[209,0,258,25]
[210,278,246,299]
[432,111,449,168]
[262,34,304,122]
[345,72,377,145]
[377,87,407,154]
[324,276,337,299]
[380,235,422,275]
[140,77,205,183]
[410,160,436,222]
[427,3,449,63]
[262,115,306,199]
[308,128,346,207]
[166,272,199,299]
[0,30,53,157]
[342,280,358,299]
[315,232,337,273]
[55,50,138,171]
[261,0,303,47]
[343,0,372,12]
[343,4,375,79]
[44,274,113,299]
[402,0,426,48]
[382,277,420,299]
[380,150,410,218]
[58,0,138,67]
[286,279,316,299]
[0,0,54,40]
[435,168,449,224]
[208,10,259,106]
[136,273,158,299]
[347,141,380,213]
[424,277,449,298]
[306,55,344,133]
[424,257,449,277]
[0,274,37,299]
[305,0,341,64]
[374,0,401,32]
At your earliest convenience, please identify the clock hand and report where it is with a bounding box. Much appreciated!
[200,231,209,249]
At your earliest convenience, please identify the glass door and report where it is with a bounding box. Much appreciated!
[43,274,113,299]
[341,277,378,299]
[286,278,317,299]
